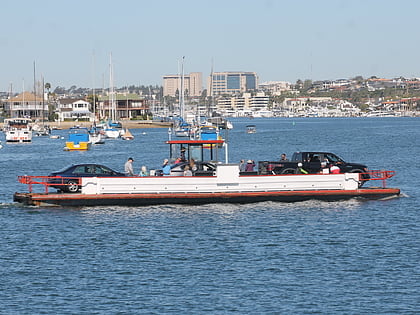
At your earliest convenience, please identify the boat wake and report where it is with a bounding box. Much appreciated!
[395,192,409,198]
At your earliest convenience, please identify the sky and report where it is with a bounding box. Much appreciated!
[1,0,420,92]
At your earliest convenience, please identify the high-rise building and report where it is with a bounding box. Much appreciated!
[163,72,202,97]
[208,72,258,96]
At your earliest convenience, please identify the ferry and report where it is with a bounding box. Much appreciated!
[14,139,400,207]
[3,118,33,143]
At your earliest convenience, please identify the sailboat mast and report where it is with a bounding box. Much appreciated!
[180,56,185,120]
[92,51,96,120]
[42,76,45,126]
[9,83,13,117]
[33,61,36,118]
[22,79,25,117]
[209,58,214,117]
[109,53,116,121]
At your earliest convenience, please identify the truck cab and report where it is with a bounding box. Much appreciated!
[259,151,369,178]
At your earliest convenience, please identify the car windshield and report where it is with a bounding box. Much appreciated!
[55,165,74,173]
[325,153,344,163]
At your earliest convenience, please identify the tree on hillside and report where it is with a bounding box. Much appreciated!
[303,79,313,91]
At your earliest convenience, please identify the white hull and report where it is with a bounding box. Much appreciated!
[89,133,105,144]
[80,164,361,195]
[5,129,33,142]
[3,118,33,143]
[104,129,120,139]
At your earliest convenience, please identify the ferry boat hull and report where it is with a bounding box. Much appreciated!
[13,188,400,207]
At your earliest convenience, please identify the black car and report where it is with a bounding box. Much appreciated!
[48,163,125,193]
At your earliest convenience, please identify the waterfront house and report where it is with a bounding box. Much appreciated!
[56,98,93,122]
[2,91,46,119]
[96,93,149,120]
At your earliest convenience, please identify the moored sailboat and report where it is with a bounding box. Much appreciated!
[88,125,105,144]
[121,128,134,140]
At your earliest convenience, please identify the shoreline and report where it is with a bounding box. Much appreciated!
[1,120,173,130]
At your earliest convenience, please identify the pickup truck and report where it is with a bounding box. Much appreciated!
[258,151,369,181]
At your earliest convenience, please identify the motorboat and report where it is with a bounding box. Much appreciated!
[246,125,256,133]
[3,118,33,143]
[64,126,91,151]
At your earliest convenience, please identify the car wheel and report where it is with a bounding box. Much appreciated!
[67,180,80,193]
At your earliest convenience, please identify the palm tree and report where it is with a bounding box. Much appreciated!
[44,82,53,121]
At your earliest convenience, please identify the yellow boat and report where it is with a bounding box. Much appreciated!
[64,127,91,151]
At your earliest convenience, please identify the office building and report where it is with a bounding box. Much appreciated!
[163,72,202,97]
[208,72,258,96]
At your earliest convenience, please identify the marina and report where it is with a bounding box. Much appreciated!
[0,117,418,315]
[2,1,420,313]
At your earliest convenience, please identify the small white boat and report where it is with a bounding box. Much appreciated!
[103,119,122,139]
[89,132,105,144]
[33,123,51,136]
[246,125,256,133]
[104,127,120,139]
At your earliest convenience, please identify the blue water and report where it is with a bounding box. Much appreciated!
[0,118,419,314]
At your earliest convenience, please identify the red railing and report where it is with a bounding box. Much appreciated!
[360,170,396,188]
[17,170,396,193]
[17,176,81,193]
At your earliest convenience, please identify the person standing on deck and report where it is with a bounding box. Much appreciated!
[124,157,135,176]
[239,159,246,172]
[162,159,171,175]
[280,153,289,161]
